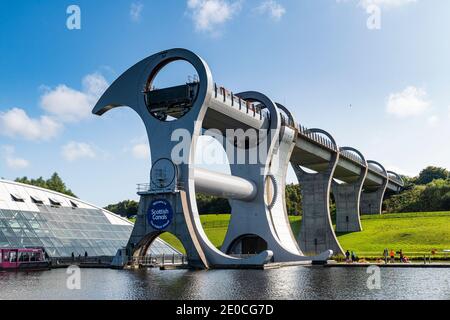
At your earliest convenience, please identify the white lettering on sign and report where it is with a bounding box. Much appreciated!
[152,208,169,220]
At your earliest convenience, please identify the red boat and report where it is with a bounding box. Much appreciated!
[0,248,50,271]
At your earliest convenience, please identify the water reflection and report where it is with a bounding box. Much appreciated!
[1,267,449,300]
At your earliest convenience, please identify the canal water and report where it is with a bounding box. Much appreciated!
[1,266,449,300]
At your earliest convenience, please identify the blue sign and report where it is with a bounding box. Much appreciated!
[147,199,173,230]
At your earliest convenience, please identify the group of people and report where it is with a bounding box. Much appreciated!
[383,248,410,264]
[345,250,358,263]
[345,249,411,264]
[71,251,89,262]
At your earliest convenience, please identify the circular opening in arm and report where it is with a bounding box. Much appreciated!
[144,60,200,122]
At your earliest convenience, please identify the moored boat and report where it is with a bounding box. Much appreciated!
[0,248,50,271]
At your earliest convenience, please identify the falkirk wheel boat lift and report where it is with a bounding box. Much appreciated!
[93,48,404,270]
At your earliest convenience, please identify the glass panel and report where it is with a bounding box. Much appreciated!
[22,211,36,220]
[7,220,21,228]
[6,237,19,246]
[0,232,9,244]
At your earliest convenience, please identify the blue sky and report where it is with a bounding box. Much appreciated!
[1,0,450,206]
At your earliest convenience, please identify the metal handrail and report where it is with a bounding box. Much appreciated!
[137,183,151,193]
[297,123,337,152]
[340,150,365,166]
[132,254,187,267]
[213,83,266,120]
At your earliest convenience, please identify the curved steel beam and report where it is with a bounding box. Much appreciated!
[292,127,344,255]
[276,103,298,130]
[361,160,389,215]
[340,146,368,167]
[306,128,338,149]
[367,160,388,178]
[332,147,368,233]
[387,171,405,187]
[237,92,280,135]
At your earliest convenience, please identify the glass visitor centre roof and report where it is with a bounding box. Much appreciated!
[0,179,180,258]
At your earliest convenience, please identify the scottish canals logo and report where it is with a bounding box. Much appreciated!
[147,199,174,230]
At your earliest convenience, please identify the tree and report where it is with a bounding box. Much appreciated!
[384,179,450,213]
[196,194,231,215]
[416,166,449,185]
[15,173,77,198]
[46,173,76,197]
[399,175,417,190]
[106,195,232,217]
[285,184,302,216]
[105,200,139,218]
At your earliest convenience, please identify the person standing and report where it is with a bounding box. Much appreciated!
[383,248,389,264]
[390,249,395,263]
[345,250,351,263]
[399,249,404,263]
[351,251,357,263]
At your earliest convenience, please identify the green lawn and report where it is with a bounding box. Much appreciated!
[135,212,450,259]
[338,211,450,258]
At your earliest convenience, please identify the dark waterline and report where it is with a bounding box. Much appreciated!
[1,267,449,300]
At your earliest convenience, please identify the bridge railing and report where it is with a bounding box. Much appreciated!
[340,149,366,166]
[137,183,151,193]
[388,173,404,185]
[368,164,386,176]
[49,255,113,266]
[132,254,187,267]
[298,124,337,152]
[214,83,267,121]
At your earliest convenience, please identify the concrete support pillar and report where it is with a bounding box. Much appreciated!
[360,161,389,215]
[293,130,345,256]
[332,181,364,233]
[360,187,387,215]
[332,147,368,233]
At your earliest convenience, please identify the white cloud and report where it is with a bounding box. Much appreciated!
[427,115,439,127]
[255,0,286,21]
[187,0,242,34]
[336,0,417,9]
[0,108,61,141]
[40,73,108,123]
[0,73,107,142]
[62,142,96,162]
[82,73,109,98]
[130,2,144,22]
[132,143,150,160]
[358,0,417,9]
[386,86,431,118]
[1,146,30,170]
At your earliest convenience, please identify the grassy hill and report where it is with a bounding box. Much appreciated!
[337,211,450,258]
[156,212,450,259]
